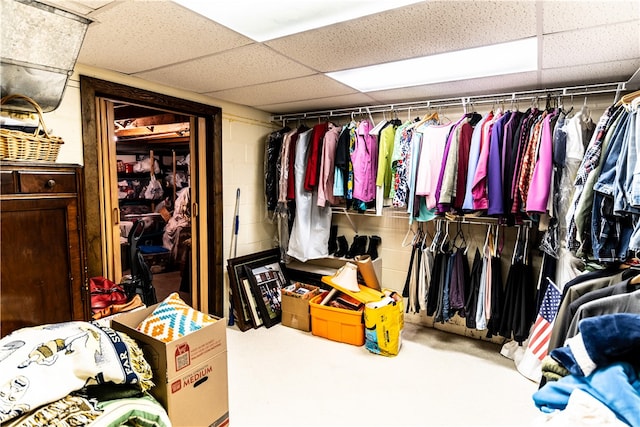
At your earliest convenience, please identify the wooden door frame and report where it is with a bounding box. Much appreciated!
[80,76,224,316]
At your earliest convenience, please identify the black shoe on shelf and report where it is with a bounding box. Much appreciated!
[334,235,349,258]
[328,225,338,255]
[346,235,368,259]
[367,235,382,260]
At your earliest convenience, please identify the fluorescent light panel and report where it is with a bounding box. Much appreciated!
[173,0,423,42]
[327,38,539,92]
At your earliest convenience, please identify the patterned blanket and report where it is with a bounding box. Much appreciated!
[0,321,154,424]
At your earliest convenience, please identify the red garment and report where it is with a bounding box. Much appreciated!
[304,122,328,191]
[286,132,299,200]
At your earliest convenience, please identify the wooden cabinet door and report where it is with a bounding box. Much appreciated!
[0,164,87,338]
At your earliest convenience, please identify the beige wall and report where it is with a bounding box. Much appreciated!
[29,64,617,341]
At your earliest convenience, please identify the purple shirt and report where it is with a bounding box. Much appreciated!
[487,111,511,215]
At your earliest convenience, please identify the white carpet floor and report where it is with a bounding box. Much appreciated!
[226,321,543,427]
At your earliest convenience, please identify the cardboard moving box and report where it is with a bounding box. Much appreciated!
[281,282,320,332]
[112,304,229,427]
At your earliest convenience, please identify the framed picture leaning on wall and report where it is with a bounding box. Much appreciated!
[226,248,281,330]
[244,257,289,328]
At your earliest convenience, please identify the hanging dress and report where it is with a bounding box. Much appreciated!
[287,128,332,262]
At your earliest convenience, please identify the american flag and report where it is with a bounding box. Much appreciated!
[527,278,562,361]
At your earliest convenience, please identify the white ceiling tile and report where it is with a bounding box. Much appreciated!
[134,44,316,93]
[367,72,540,103]
[57,0,640,113]
[541,60,640,87]
[43,0,114,15]
[77,1,252,74]
[542,21,640,69]
[265,0,536,72]
[543,0,639,33]
[205,75,358,106]
[259,93,379,115]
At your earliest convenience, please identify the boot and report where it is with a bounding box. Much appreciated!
[334,236,348,258]
[328,225,338,255]
[346,235,368,259]
[366,235,382,260]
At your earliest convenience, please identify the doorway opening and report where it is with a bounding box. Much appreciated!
[113,103,192,304]
[80,76,224,316]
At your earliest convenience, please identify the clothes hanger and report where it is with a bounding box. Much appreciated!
[413,104,438,128]
[401,223,417,247]
[437,107,452,124]
[429,219,442,253]
[422,222,434,251]
[615,89,640,107]
[438,220,450,253]
[511,225,522,264]
[581,96,591,122]
[452,220,468,253]
[482,224,492,256]
[369,110,388,135]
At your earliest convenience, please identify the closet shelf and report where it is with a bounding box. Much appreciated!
[331,206,533,232]
[271,81,628,123]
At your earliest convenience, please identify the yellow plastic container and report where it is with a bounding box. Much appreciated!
[309,291,366,346]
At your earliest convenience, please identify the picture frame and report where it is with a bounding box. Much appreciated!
[226,264,253,332]
[244,257,288,328]
[227,248,281,330]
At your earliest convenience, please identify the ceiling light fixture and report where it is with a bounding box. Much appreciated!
[326,37,539,92]
[173,0,423,42]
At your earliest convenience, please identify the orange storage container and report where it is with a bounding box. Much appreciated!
[309,291,365,346]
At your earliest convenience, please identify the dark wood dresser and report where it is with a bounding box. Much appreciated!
[1,161,89,337]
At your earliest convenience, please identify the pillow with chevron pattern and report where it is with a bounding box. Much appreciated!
[136,292,216,342]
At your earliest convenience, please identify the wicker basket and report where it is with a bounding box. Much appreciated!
[0,94,64,162]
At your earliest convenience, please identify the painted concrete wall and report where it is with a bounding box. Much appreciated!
[21,63,616,341]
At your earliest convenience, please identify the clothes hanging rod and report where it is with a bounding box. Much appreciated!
[270,81,627,123]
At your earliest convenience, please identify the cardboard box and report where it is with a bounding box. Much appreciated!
[161,351,229,427]
[112,304,229,427]
[281,282,320,332]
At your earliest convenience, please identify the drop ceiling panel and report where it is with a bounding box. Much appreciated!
[542,1,639,33]
[206,75,358,107]
[77,1,252,74]
[44,0,113,16]
[61,0,640,114]
[541,60,640,87]
[134,44,317,93]
[265,0,536,73]
[366,72,540,103]
[542,21,640,69]
[258,93,380,115]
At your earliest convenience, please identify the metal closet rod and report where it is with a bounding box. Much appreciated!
[270,81,627,123]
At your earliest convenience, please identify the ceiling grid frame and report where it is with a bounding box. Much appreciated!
[36,0,640,114]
